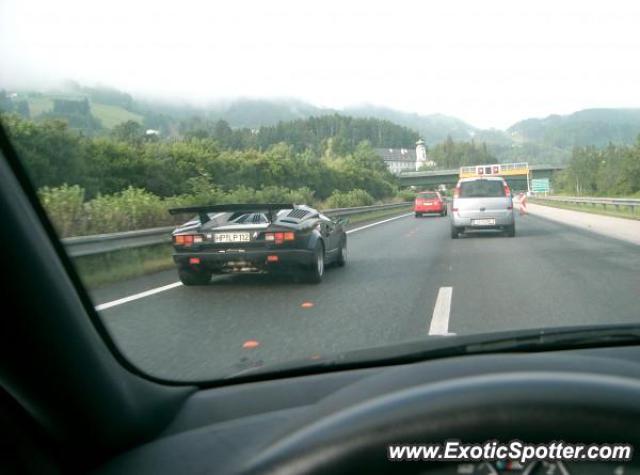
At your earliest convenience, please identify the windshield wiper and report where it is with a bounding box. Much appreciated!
[227,324,640,381]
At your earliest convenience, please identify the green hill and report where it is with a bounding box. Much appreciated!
[90,103,142,128]
[343,105,477,144]
[508,109,640,148]
[9,84,640,168]
[25,96,142,129]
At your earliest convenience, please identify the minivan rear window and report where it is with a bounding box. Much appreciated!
[459,180,505,198]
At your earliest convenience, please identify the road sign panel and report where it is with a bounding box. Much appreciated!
[531,178,550,192]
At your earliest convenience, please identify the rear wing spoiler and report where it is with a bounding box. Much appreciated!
[168,203,294,224]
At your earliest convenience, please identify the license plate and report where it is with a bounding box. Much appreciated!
[214,232,250,243]
[471,218,496,226]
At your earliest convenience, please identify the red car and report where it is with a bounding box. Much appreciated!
[414,191,447,217]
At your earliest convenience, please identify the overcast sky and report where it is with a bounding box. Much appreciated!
[1,0,640,128]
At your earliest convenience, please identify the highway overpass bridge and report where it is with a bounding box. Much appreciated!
[398,164,566,192]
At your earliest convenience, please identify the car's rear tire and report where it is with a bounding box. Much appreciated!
[336,238,347,267]
[505,224,516,237]
[305,243,325,283]
[415,212,422,218]
[451,226,460,239]
[178,268,212,286]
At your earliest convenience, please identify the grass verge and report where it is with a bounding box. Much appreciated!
[529,199,640,221]
[73,206,414,289]
[73,243,174,289]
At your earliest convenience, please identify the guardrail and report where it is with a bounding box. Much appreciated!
[62,202,412,257]
[532,195,640,213]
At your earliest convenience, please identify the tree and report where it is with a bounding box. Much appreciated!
[112,120,144,144]
[430,137,495,169]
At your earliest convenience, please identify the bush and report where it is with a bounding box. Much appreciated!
[395,189,416,201]
[84,187,169,234]
[38,184,85,236]
[324,189,375,208]
[39,184,321,236]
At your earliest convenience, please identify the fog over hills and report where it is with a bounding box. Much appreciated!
[4,82,640,165]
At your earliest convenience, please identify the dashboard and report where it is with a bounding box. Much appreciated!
[433,462,635,475]
[95,345,640,474]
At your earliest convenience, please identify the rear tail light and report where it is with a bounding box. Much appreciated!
[504,183,511,197]
[267,255,279,262]
[452,207,459,212]
[189,257,200,264]
[174,234,202,246]
[265,232,295,244]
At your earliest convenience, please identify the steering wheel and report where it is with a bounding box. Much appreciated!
[244,372,640,474]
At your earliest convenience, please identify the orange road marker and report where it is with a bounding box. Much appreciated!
[301,301,315,308]
[242,340,260,349]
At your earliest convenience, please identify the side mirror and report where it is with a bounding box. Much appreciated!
[335,217,350,226]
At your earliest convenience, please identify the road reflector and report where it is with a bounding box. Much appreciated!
[242,340,260,349]
[301,301,314,308]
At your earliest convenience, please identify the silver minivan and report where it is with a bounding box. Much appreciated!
[450,176,515,238]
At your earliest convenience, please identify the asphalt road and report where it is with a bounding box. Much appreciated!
[92,211,640,381]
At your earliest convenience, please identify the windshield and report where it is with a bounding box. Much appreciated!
[459,181,505,198]
[1,0,639,383]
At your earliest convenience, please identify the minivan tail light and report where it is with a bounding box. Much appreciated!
[504,183,511,197]
[453,186,460,199]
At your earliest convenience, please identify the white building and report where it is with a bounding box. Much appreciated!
[375,139,435,175]
[415,139,427,171]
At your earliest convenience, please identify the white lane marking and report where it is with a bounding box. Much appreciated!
[95,212,413,311]
[346,212,413,234]
[428,287,454,336]
[95,282,183,311]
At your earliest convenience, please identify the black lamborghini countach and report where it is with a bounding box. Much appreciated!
[169,203,347,285]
